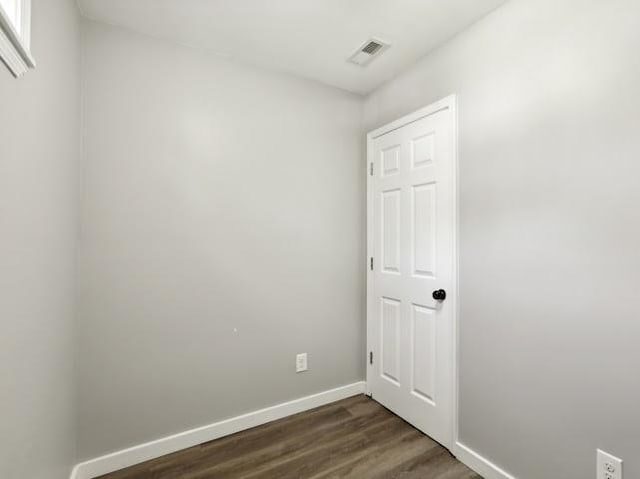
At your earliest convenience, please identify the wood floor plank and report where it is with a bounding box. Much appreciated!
[97,395,482,479]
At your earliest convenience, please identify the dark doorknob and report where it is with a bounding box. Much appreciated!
[432,289,446,301]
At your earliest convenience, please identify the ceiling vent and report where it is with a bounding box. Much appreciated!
[348,38,390,66]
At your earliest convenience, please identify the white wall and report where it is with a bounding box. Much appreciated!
[364,0,640,478]
[7,1,637,475]
[78,20,365,460]
[0,1,80,478]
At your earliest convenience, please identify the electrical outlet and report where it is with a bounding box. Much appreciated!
[598,450,622,479]
[296,353,308,373]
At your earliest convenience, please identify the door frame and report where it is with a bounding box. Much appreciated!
[365,94,459,450]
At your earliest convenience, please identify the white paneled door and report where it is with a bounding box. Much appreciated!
[367,96,456,448]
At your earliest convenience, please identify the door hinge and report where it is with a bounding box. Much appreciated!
[369,351,373,365]
[369,163,374,176]
[370,257,374,271]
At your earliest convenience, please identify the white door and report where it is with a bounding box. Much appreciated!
[367,97,456,448]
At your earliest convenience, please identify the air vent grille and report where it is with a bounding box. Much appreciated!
[348,38,390,66]
[362,41,383,55]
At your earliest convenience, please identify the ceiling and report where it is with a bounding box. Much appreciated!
[77,0,507,95]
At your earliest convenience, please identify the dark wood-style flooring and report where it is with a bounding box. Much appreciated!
[98,395,482,479]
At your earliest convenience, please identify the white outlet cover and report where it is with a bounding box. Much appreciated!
[597,449,623,479]
[296,353,308,373]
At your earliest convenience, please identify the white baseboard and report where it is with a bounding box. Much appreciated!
[454,442,517,479]
[71,381,366,479]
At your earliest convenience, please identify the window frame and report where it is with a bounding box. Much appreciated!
[0,0,35,77]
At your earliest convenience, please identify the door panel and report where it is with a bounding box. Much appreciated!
[381,297,401,385]
[382,189,401,274]
[382,145,401,177]
[367,99,455,448]
[411,303,436,404]
[412,183,436,278]
[411,133,435,169]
